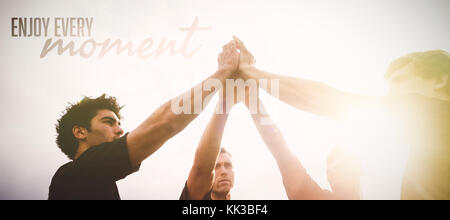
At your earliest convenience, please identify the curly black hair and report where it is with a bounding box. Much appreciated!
[55,94,123,160]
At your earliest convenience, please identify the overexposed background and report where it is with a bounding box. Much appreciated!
[0,0,449,200]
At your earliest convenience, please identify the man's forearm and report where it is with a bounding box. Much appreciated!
[127,69,234,167]
[251,112,324,199]
[166,69,233,132]
[192,108,229,174]
[241,66,358,119]
[249,111,291,162]
[249,106,301,166]
[187,102,230,200]
[248,101,322,199]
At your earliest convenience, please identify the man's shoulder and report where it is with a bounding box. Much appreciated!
[51,161,75,181]
[55,161,73,174]
[78,134,129,160]
[49,161,75,197]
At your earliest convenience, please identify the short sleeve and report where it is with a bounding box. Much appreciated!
[179,181,190,200]
[73,133,140,181]
[179,181,212,200]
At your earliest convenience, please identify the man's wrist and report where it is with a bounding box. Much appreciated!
[238,65,257,79]
[215,68,235,79]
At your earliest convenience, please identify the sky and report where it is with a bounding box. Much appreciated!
[0,0,449,200]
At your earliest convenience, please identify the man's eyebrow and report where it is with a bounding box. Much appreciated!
[216,162,232,167]
[101,116,121,125]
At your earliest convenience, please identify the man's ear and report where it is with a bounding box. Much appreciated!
[72,125,88,141]
[433,74,449,90]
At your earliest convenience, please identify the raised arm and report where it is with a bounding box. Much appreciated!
[186,101,230,200]
[234,36,372,119]
[246,98,329,199]
[126,40,239,168]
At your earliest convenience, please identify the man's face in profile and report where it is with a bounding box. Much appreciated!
[212,153,235,195]
[84,109,124,147]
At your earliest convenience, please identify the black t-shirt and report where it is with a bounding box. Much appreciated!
[48,133,140,200]
[179,181,212,200]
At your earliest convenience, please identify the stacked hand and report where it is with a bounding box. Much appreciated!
[217,40,240,76]
[217,36,257,109]
[233,36,256,74]
[217,36,255,77]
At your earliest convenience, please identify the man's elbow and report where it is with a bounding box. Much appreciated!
[159,102,193,135]
[152,103,181,136]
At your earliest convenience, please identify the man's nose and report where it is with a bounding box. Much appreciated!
[219,167,228,176]
[116,126,124,136]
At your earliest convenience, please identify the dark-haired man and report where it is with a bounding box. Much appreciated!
[234,36,450,199]
[179,97,236,200]
[49,40,240,200]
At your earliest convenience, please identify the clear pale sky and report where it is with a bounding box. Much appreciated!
[0,0,449,199]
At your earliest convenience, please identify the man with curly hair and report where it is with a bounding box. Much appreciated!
[49,40,240,200]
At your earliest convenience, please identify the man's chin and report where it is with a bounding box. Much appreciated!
[213,187,231,195]
[111,136,121,142]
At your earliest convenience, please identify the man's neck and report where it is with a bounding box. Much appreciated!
[73,143,89,160]
[211,191,231,200]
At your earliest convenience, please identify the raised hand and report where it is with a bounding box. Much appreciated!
[233,36,255,73]
[217,40,240,75]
